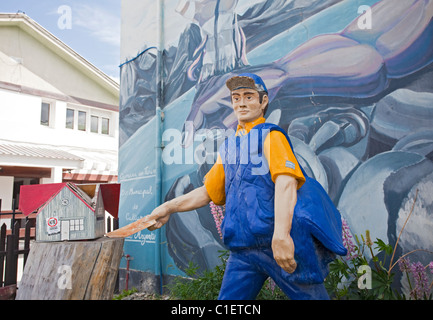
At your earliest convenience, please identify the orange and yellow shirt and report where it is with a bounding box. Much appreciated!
[204,117,305,205]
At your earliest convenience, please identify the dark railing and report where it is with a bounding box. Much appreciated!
[0,219,33,300]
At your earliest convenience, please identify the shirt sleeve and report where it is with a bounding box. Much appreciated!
[203,153,226,205]
[263,130,306,189]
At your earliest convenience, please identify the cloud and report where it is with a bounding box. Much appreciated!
[72,3,120,47]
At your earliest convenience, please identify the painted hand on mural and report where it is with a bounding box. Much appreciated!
[176,0,247,80]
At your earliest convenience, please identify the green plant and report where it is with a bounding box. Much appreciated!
[113,287,138,300]
[179,191,433,300]
[325,190,433,300]
[169,199,289,300]
[324,225,399,300]
[256,278,288,300]
[167,251,227,300]
[167,250,288,300]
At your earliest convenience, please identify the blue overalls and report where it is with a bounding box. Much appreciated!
[217,123,347,300]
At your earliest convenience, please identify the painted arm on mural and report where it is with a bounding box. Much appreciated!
[178,0,433,150]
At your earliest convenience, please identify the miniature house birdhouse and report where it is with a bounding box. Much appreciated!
[19,182,120,242]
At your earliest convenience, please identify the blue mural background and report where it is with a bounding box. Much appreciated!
[119,0,433,294]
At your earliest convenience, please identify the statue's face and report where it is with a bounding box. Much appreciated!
[231,88,268,126]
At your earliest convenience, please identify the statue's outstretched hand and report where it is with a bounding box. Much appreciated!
[147,205,171,231]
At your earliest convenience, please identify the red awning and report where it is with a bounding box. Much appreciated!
[63,172,118,183]
[99,183,120,219]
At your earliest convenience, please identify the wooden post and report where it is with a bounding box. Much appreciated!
[4,234,17,286]
[16,237,124,300]
[0,223,6,286]
[23,219,32,265]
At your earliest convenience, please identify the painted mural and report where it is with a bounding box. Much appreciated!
[119,0,433,294]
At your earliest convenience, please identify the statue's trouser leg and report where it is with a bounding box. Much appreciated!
[218,248,330,300]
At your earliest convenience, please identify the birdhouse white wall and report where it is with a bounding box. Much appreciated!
[35,185,102,242]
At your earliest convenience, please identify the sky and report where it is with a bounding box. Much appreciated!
[0,0,121,82]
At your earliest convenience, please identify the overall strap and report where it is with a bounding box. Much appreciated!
[254,123,309,178]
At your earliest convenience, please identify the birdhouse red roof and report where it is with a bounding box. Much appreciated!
[19,183,120,218]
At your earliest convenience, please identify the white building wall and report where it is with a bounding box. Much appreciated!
[0,25,118,106]
[0,14,119,212]
[0,176,14,211]
[0,88,118,152]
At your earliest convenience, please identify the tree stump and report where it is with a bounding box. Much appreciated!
[16,237,124,300]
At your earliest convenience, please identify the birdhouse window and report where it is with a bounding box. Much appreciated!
[69,218,84,231]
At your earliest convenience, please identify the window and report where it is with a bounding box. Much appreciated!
[78,111,86,131]
[41,102,50,126]
[91,116,99,133]
[101,118,109,135]
[69,218,84,231]
[66,108,74,129]
[65,105,111,135]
